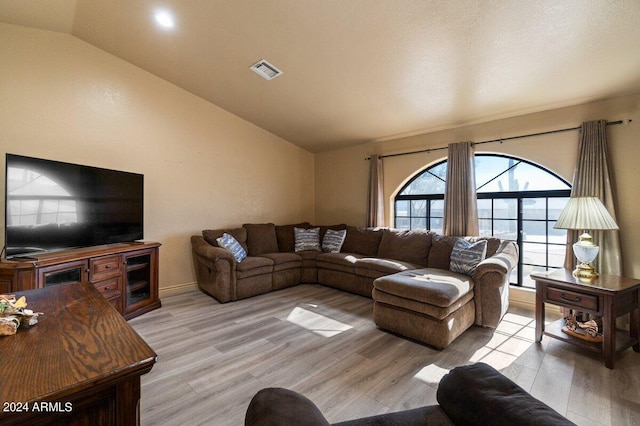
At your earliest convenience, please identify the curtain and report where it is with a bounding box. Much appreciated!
[443,142,479,236]
[366,154,384,227]
[565,120,622,275]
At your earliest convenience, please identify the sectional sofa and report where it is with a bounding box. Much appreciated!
[191,223,518,348]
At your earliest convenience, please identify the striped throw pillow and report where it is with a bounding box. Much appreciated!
[294,227,321,252]
[322,229,347,253]
[216,232,248,262]
[449,238,487,275]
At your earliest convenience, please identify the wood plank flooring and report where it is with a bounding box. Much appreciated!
[129,284,640,426]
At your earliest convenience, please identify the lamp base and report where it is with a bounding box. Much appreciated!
[573,262,598,279]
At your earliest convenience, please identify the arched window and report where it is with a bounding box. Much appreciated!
[394,154,571,287]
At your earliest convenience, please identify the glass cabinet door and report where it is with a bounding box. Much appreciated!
[38,260,88,287]
[124,251,152,312]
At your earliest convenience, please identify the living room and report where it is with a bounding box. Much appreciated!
[1,1,640,425]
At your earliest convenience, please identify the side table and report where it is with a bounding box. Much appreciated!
[531,269,639,369]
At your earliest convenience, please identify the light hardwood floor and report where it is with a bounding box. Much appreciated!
[129,284,640,426]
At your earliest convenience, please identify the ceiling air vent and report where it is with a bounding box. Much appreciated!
[250,60,283,80]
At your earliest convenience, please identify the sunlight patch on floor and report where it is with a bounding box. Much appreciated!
[286,306,353,337]
[471,312,535,367]
[413,364,451,385]
[414,312,536,384]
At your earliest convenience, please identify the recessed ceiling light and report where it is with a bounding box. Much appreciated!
[154,10,175,29]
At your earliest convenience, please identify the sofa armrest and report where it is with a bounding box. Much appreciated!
[471,240,519,327]
[437,363,575,426]
[473,240,518,280]
[191,235,237,302]
[192,235,236,263]
[245,387,330,426]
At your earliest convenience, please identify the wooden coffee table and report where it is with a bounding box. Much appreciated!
[531,269,640,369]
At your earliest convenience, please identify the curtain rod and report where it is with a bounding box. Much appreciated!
[365,119,632,160]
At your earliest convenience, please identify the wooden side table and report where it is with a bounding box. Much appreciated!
[531,269,640,369]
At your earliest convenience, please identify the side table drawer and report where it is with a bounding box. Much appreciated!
[546,286,598,311]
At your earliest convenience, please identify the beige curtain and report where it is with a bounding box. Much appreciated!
[443,142,479,236]
[366,154,384,227]
[565,120,622,275]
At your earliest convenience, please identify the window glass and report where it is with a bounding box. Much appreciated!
[476,157,570,193]
[399,162,447,195]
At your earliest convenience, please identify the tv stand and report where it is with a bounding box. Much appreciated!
[0,242,161,320]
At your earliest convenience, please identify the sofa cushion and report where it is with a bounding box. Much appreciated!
[450,238,487,275]
[321,229,347,253]
[275,222,311,252]
[294,227,322,252]
[354,258,421,279]
[341,226,383,256]
[316,252,365,274]
[236,256,274,279]
[203,227,248,252]
[373,287,474,320]
[374,268,474,308]
[261,252,303,272]
[244,223,279,256]
[428,234,458,270]
[216,233,248,262]
[377,229,432,266]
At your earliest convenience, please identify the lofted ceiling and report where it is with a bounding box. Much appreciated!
[2,0,640,153]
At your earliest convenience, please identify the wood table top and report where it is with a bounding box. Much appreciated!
[0,282,157,404]
[531,268,640,293]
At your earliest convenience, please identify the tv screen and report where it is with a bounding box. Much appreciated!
[4,154,143,258]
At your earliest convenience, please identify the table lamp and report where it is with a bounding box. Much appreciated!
[554,197,619,279]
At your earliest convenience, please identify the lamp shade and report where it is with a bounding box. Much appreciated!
[554,197,619,231]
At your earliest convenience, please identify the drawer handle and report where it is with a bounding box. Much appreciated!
[105,265,111,269]
[104,286,111,291]
[560,293,581,303]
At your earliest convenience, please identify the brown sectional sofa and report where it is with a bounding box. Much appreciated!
[191,223,518,347]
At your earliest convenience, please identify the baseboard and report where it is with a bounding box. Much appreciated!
[159,281,198,297]
[509,285,563,317]
[509,286,535,310]
[158,282,561,317]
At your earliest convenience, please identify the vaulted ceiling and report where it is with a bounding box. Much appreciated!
[2,0,640,152]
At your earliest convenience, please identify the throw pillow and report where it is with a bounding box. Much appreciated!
[322,229,347,253]
[449,238,487,275]
[294,227,321,252]
[216,233,248,262]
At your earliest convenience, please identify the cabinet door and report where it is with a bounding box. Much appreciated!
[37,260,89,288]
[0,280,10,294]
[123,248,159,316]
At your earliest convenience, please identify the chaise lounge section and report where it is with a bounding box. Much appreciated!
[191,223,518,348]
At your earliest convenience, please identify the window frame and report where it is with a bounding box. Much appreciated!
[394,154,571,287]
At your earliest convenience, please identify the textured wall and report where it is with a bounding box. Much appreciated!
[0,23,315,289]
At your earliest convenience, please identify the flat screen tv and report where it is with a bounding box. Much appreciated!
[4,154,143,259]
